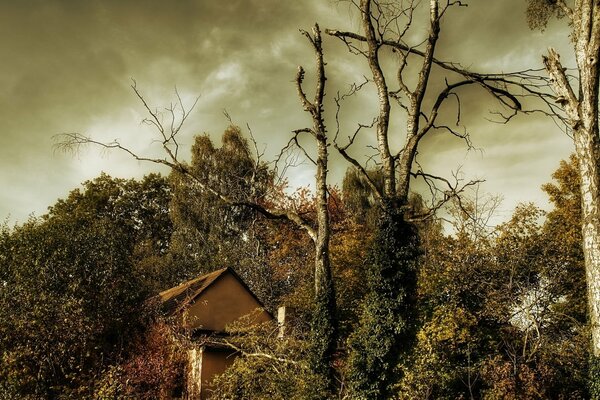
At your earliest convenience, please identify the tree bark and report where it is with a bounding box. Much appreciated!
[296,24,337,394]
[397,0,440,202]
[542,0,600,357]
[360,0,395,200]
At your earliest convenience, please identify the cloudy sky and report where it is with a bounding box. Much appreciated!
[0,0,576,225]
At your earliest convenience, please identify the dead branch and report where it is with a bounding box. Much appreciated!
[408,168,484,222]
[55,87,319,242]
[326,27,564,121]
[203,337,301,366]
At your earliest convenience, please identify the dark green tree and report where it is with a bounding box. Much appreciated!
[167,126,282,309]
[0,174,172,399]
[345,208,420,399]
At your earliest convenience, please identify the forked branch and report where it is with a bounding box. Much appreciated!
[55,87,318,242]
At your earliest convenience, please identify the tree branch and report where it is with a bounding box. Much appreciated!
[55,87,319,242]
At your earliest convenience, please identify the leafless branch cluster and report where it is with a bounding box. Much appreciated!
[55,84,321,241]
[132,80,199,162]
[408,167,484,222]
[325,0,569,219]
[56,80,199,168]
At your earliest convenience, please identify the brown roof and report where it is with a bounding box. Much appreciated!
[158,267,228,315]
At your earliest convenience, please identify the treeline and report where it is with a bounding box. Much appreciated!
[0,126,590,398]
[214,153,589,399]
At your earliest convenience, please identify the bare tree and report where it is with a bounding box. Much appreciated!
[324,1,540,397]
[327,0,527,219]
[525,0,600,390]
[328,0,600,394]
[292,23,337,393]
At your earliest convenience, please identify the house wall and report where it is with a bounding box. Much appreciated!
[183,272,271,331]
[187,347,237,400]
[199,347,237,399]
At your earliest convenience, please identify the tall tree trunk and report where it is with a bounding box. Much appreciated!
[295,24,337,397]
[574,91,600,359]
[311,123,336,392]
[574,3,600,357]
[361,0,395,200]
[542,0,600,393]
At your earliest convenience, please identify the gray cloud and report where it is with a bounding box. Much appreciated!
[0,0,576,224]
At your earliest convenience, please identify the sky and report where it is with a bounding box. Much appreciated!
[0,0,576,225]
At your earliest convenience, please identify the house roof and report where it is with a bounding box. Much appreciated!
[156,267,271,318]
[158,267,229,315]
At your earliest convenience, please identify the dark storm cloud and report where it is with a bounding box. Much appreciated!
[0,0,576,224]
[0,0,331,222]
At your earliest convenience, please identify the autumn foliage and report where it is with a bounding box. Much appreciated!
[0,144,592,399]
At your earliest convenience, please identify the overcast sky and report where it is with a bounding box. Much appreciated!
[0,0,576,225]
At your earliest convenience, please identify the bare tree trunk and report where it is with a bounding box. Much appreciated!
[295,24,337,395]
[360,0,395,201]
[396,0,440,203]
[575,93,600,359]
[314,106,334,342]
[575,3,600,357]
[312,125,336,392]
[539,1,600,394]
[541,0,600,358]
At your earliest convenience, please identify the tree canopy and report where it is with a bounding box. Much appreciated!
[3,0,598,398]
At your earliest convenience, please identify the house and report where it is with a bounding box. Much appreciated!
[157,267,273,399]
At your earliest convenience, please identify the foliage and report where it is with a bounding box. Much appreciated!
[0,144,592,399]
[525,0,567,31]
[341,168,383,229]
[400,198,494,399]
[211,317,328,400]
[0,174,172,399]
[167,125,281,309]
[591,355,600,399]
[397,304,479,400]
[118,320,187,399]
[396,156,589,399]
[330,221,371,339]
[346,208,420,400]
[541,154,586,322]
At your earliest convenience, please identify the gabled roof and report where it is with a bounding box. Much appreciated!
[156,267,271,318]
[158,268,229,315]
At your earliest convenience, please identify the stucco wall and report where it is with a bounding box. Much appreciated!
[183,272,271,331]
